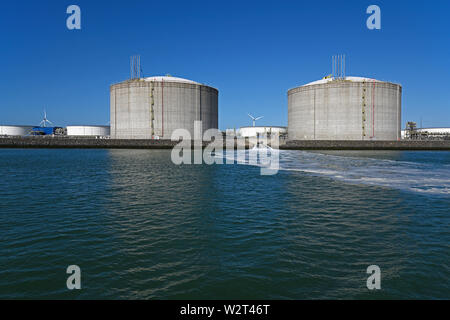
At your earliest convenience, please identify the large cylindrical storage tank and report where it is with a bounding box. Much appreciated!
[67,125,110,136]
[288,77,402,140]
[110,76,218,139]
[0,125,34,136]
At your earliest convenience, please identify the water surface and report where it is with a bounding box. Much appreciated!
[0,149,448,299]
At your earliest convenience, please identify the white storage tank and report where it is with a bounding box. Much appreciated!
[238,126,287,137]
[0,125,34,136]
[66,125,110,136]
[288,77,402,140]
[110,76,218,139]
[417,128,450,135]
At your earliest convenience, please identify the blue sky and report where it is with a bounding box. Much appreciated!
[0,0,449,129]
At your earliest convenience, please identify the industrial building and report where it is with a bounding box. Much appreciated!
[402,127,450,140]
[31,126,64,136]
[0,125,34,136]
[67,125,110,137]
[238,126,287,138]
[288,76,402,141]
[110,76,218,139]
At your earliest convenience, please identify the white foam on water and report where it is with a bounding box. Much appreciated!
[215,150,450,196]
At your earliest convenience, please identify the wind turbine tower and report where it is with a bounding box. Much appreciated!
[39,110,53,128]
[248,114,263,127]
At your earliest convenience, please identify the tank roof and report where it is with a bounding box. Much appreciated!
[416,127,450,132]
[67,125,110,127]
[303,76,383,87]
[239,126,287,129]
[0,125,34,127]
[144,76,200,85]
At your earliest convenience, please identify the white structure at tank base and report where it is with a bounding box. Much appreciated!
[66,125,110,136]
[402,127,450,140]
[238,126,287,138]
[0,125,34,136]
[415,128,450,135]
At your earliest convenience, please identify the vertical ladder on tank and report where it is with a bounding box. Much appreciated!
[362,81,367,139]
[150,81,155,138]
[370,81,376,139]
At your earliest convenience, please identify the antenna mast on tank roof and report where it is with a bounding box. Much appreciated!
[332,54,346,80]
[130,55,142,80]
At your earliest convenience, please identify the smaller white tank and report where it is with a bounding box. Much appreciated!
[66,125,110,136]
[238,126,287,137]
[0,125,34,136]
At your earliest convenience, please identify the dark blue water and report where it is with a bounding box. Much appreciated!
[0,149,449,299]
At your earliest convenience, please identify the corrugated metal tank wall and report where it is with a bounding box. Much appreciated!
[110,79,218,139]
[288,79,402,140]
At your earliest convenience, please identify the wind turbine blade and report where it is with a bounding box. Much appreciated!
[255,116,264,121]
[247,114,255,120]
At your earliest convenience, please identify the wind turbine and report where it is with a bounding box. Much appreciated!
[248,114,263,127]
[39,110,53,127]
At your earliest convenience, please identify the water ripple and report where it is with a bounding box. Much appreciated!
[0,149,448,299]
